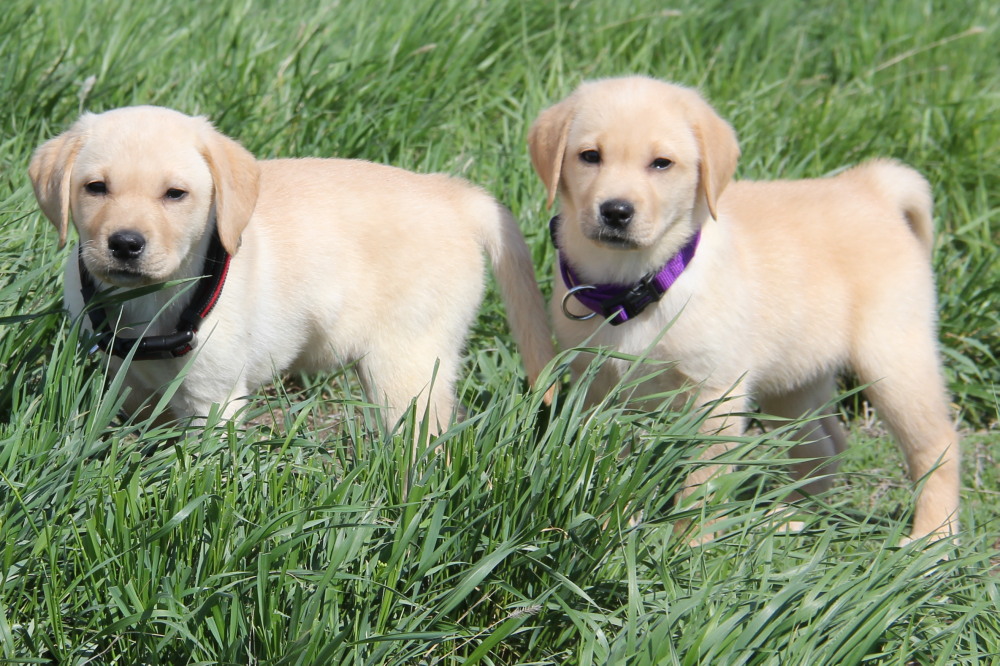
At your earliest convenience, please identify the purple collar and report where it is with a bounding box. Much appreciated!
[550,216,700,326]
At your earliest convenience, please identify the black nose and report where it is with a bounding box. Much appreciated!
[108,230,146,261]
[599,199,634,228]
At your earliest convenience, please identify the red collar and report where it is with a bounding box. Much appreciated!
[78,230,231,360]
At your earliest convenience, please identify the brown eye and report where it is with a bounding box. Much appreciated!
[579,149,601,165]
[650,158,673,170]
[164,188,187,201]
[85,181,107,195]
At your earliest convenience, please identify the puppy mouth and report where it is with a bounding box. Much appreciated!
[84,260,156,288]
[102,270,154,288]
[584,225,641,250]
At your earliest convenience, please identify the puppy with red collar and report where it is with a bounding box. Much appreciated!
[31,105,554,430]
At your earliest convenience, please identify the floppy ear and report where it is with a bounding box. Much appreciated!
[200,127,260,255]
[528,97,575,209]
[29,127,87,248]
[687,92,740,220]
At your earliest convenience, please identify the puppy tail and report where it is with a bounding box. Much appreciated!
[480,202,556,401]
[866,158,935,255]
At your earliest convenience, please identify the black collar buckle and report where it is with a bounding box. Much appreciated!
[599,273,665,324]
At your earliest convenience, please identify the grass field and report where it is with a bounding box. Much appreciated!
[1,0,998,663]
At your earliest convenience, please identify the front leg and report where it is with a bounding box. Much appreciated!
[101,356,175,427]
[117,354,250,427]
[679,386,747,495]
[674,386,748,544]
[167,373,250,425]
[563,349,621,408]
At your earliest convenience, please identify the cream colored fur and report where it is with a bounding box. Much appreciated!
[31,105,554,430]
[528,76,959,542]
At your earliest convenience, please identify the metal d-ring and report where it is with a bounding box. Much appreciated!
[561,284,598,321]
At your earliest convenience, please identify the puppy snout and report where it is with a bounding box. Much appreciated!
[599,199,635,229]
[108,230,146,261]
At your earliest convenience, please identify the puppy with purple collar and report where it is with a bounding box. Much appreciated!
[529,76,959,543]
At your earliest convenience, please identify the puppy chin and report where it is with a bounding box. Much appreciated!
[582,225,643,250]
[84,259,161,288]
[97,270,158,288]
[105,271,158,288]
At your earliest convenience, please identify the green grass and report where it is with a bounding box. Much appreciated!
[1,0,998,663]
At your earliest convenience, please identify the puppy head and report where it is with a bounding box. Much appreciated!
[529,76,739,257]
[29,105,259,287]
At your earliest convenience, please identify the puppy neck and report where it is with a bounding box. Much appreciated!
[79,227,230,358]
[552,214,701,325]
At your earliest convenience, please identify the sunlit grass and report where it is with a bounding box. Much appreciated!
[1,0,997,663]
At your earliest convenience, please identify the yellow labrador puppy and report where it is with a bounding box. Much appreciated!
[529,76,958,542]
[31,105,554,430]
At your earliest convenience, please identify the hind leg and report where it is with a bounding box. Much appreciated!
[757,373,848,497]
[853,330,960,541]
[359,343,459,437]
